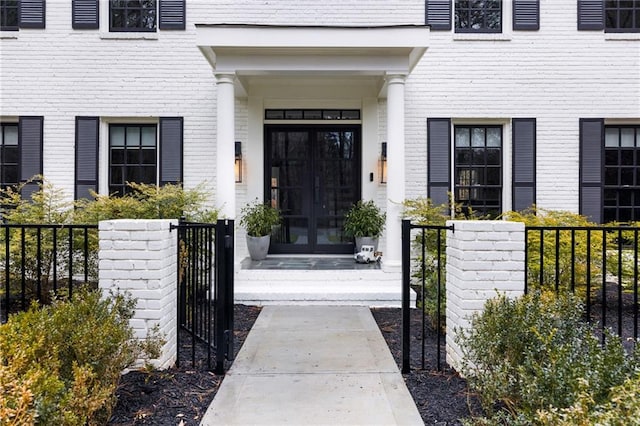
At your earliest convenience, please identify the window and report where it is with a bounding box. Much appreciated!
[604,126,640,222]
[454,125,503,217]
[109,124,157,196]
[455,0,502,33]
[0,0,18,30]
[0,123,19,189]
[605,0,640,32]
[110,0,156,32]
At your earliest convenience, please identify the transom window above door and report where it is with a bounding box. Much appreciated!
[110,0,157,32]
[454,125,503,218]
[265,109,361,121]
[455,0,502,33]
[109,124,157,196]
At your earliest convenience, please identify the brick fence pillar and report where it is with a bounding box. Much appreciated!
[98,219,178,369]
[445,220,525,371]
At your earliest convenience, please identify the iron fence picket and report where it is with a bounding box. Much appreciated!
[525,224,640,349]
[172,219,234,373]
[0,223,98,324]
[401,219,453,373]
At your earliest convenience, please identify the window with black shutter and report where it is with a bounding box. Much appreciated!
[1,0,45,31]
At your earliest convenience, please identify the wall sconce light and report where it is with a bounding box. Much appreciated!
[235,141,242,183]
[379,142,387,184]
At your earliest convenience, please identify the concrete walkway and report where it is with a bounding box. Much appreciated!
[200,305,423,425]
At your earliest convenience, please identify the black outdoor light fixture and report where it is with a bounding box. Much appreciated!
[235,141,242,183]
[379,142,387,184]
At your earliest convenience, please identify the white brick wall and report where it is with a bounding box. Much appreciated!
[1,1,638,220]
[98,219,178,369]
[445,220,525,371]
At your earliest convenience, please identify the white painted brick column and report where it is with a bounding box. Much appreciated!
[98,219,178,369]
[445,220,525,371]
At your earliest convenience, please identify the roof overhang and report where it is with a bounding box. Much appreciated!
[195,24,430,97]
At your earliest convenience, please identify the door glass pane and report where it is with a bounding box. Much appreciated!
[316,218,348,245]
[272,217,308,245]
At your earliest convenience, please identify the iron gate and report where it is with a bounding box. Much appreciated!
[172,219,235,374]
[401,219,453,373]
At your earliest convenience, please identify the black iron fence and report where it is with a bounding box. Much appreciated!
[525,225,639,347]
[401,219,453,373]
[0,223,99,323]
[172,219,235,374]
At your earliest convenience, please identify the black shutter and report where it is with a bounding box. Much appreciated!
[425,0,451,30]
[579,118,604,223]
[578,0,604,30]
[427,118,451,207]
[72,0,99,29]
[19,0,45,29]
[159,0,186,30]
[159,117,183,185]
[18,116,43,199]
[513,0,540,30]
[75,117,99,200]
[512,118,536,211]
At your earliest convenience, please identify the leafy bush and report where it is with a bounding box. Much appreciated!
[0,289,163,425]
[74,181,218,224]
[457,291,640,424]
[343,200,386,238]
[536,373,640,425]
[1,179,218,308]
[240,199,281,237]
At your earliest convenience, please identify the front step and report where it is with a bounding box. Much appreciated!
[235,267,413,307]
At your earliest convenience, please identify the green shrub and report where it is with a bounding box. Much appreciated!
[0,289,164,425]
[457,291,640,424]
[343,200,386,238]
[536,373,640,425]
[1,179,218,306]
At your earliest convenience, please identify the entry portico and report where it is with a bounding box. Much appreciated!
[196,24,429,270]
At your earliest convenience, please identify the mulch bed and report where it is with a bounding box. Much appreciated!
[108,305,481,425]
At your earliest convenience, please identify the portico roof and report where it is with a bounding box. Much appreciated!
[195,24,430,96]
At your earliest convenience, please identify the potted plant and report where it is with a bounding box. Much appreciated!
[343,200,386,252]
[240,199,281,260]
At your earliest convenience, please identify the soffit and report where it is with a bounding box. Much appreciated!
[195,24,430,96]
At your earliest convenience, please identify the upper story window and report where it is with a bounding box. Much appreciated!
[0,123,19,190]
[455,0,502,33]
[1,0,45,31]
[0,0,19,31]
[110,0,156,32]
[605,0,640,32]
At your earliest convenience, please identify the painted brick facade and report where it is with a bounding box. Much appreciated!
[445,220,526,370]
[1,1,638,254]
[98,219,178,369]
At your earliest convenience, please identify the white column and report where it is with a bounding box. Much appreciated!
[384,74,406,271]
[216,73,236,219]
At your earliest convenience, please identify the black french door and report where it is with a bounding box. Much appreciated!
[265,125,361,254]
